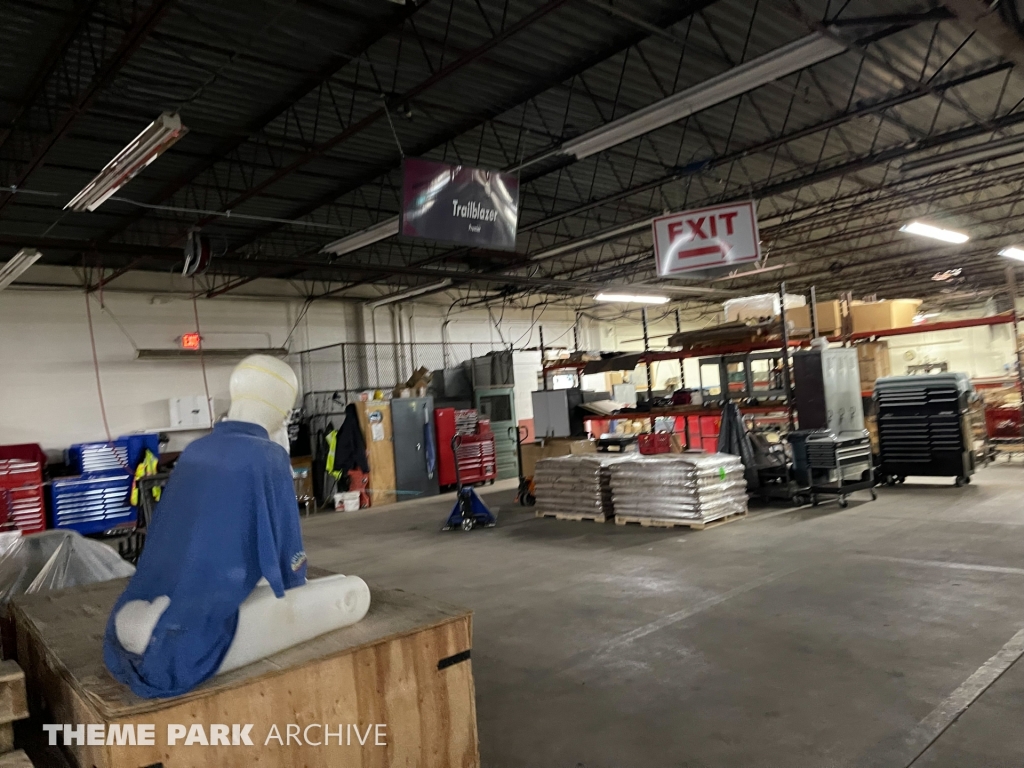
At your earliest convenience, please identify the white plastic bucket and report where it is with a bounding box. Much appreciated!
[335,491,360,512]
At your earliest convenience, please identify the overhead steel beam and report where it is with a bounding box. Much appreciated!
[0,232,734,297]
[0,0,101,153]
[201,0,720,296]
[944,0,1024,69]
[267,11,951,292]
[210,0,718,283]
[343,59,1008,296]
[828,9,954,27]
[0,0,176,215]
[95,0,429,244]
[86,257,148,292]
[509,82,1024,283]
[184,0,574,233]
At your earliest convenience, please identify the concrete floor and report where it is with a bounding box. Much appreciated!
[301,464,1024,768]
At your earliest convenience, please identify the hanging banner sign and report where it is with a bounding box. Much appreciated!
[401,158,520,250]
[652,201,761,276]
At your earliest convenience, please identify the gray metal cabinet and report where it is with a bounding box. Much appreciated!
[532,389,585,438]
[390,396,439,500]
[475,386,518,480]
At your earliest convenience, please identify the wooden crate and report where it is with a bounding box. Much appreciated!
[354,400,397,506]
[10,579,478,768]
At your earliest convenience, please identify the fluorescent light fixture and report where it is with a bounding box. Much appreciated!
[594,292,670,304]
[999,246,1024,262]
[901,134,1024,175]
[0,248,42,291]
[561,34,847,160]
[899,221,969,244]
[65,112,187,212]
[530,220,648,262]
[321,217,400,256]
[365,279,453,309]
[317,35,846,260]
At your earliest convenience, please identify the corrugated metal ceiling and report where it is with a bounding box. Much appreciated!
[2,0,1024,306]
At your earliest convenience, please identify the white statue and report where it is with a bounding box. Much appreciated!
[105,355,370,697]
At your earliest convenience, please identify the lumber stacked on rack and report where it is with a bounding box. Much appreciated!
[610,454,748,526]
[533,455,625,521]
[666,320,782,352]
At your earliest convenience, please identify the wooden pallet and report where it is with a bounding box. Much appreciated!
[535,510,610,523]
[614,510,747,530]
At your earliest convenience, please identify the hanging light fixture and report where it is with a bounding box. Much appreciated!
[899,221,969,244]
[0,248,42,291]
[65,112,188,212]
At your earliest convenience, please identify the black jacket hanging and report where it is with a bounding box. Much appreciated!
[333,403,370,473]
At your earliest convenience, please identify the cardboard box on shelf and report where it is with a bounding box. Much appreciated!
[850,299,921,334]
[787,300,842,334]
[857,341,891,390]
[520,438,596,478]
[393,366,432,397]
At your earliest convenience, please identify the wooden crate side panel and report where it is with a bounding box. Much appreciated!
[16,616,109,768]
[0,660,28,723]
[356,403,397,506]
[100,618,476,768]
[0,750,33,767]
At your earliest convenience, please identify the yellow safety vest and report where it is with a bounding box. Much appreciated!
[130,450,161,506]
[325,430,342,480]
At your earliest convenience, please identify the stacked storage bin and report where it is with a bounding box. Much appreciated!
[611,454,748,527]
[50,435,159,535]
[0,444,48,534]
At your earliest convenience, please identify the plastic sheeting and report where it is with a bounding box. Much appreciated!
[533,455,629,517]
[723,293,806,323]
[717,402,761,490]
[0,529,135,604]
[610,454,748,523]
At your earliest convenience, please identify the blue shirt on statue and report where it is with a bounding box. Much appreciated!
[103,420,307,698]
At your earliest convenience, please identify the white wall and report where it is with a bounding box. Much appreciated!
[0,288,362,451]
[0,279,585,451]
[886,324,1016,379]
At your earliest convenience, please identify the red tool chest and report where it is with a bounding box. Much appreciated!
[435,408,497,487]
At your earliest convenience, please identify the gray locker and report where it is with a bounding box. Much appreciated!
[390,396,439,500]
[475,386,518,480]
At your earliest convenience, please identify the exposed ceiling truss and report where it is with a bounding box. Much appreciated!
[2,0,1024,311]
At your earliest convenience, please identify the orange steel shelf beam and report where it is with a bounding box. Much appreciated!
[542,313,1017,374]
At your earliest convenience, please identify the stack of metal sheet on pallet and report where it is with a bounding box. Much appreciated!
[533,455,625,519]
[610,453,748,524]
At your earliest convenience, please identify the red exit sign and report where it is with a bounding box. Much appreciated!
[180,332,201,350]
[652,201,761,276]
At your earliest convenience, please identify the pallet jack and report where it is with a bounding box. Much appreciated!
[510,425,535,506]
[442,435,497,532]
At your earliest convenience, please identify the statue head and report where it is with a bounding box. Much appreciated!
[226,355,298,438]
